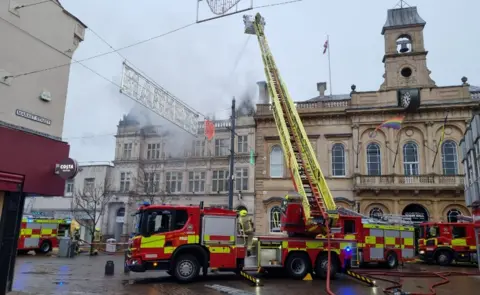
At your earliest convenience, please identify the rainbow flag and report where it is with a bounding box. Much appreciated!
[374,115,405,132]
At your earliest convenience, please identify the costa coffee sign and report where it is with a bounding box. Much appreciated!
[56,158,79,180]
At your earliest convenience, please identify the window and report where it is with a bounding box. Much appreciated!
[366,143,381,175]
[147,143,161,160]
[84,178,95,193]
[235,168,248,191]
[144,172,160,193]
[447,209,462,223]
[193,140,205,157]
[212,170,229,192]
[331,143,346,176]
[343,220,356,234]
[270,145,284,178]
[65,180,74,195]
[123,143,132,159]
[188,171,206,192]
[173,210,189,230]
[148,210,172,234]
[269,206,282,233]
[452,226,466,238]
[215,139,229,156]
[441,141,458,175]
[237,135,248,153]
[369,207,383,219]
[119,172,131,192]
[403,141,419,176]
[165,172,183,193]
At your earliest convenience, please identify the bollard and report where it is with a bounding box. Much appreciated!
[105,260,115,276]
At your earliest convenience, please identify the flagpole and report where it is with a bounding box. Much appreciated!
[327,34,332,97]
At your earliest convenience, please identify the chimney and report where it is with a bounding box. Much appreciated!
[257,81,269,104]
[317,82,327,97]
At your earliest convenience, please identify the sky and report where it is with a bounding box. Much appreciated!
[59,0,480,163]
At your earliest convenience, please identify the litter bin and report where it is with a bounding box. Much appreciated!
[58,237,73,258]
[106,238,116,254]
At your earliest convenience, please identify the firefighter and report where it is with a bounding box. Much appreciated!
[238,209,254,255]
[73,226,81,254]
[92,228,102,255]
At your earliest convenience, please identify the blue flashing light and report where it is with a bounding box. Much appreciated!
[27,218,33,223]
[345,246,351,252]
[143,202,150,206]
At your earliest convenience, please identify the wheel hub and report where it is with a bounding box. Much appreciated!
[291,258,306,274]
[179,261,193,277]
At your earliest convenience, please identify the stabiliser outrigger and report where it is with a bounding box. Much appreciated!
[124,13,377,293]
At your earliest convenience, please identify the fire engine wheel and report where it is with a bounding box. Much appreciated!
[173,254,200,283]
[386,251,398,269]
[315,253,338,280]
[38,241,52,254]
[436,251,452,266]
[285,253,311,279]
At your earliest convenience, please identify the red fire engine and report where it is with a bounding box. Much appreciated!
[17,216,72,254]
[418,219,478,266]
[283,197,416,269]
[125,201,355,282]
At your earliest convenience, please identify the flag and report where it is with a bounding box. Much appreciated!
[437,114,448,148]
[369,115,405,138]
[204,120,215,141]
[323,39,329,54]
[250,149,255,165]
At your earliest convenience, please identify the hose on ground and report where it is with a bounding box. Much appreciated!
[355,270,480,295]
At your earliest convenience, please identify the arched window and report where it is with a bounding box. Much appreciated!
[447,209,461,223]
[403,141,419,176]
[442,140,458,176]
[332,143,346,176]
[369,207,384,219]
[269,206,282,233]
[366,143,381,175]
[270,145,284,178]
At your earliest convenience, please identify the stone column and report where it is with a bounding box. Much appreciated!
[352,123,360,174]
[425,121,434,174]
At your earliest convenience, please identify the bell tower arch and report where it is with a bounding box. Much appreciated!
[380,6,436,91]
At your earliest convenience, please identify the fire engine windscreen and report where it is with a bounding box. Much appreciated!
[133,213,142,235]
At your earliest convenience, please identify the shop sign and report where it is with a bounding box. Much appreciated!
[404,211,428,223]
[56,158,79,180]
[15,109,52,125]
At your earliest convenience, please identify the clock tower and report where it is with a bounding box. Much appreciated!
[380,6,436,94]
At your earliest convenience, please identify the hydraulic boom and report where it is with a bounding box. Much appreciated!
[244,13,338,234]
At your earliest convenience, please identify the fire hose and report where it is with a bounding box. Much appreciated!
[355,270,480,295]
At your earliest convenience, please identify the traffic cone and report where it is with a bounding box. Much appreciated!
[303,273,313,281]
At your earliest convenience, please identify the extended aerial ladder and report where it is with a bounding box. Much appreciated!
[244,13,338,234]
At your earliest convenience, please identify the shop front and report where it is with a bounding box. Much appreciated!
[0,126,77,293]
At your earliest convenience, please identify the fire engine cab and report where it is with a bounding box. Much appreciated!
[18,216,71,254]
[418,219,478,265]
[125,201,355,282]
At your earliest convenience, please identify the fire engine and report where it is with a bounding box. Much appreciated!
[282,197,416,269]
[418,218,478,266]
[125,13,413,285]
[17,216,72,254]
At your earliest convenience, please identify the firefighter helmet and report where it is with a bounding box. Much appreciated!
[95,227,100,232]
[239,209,248,217]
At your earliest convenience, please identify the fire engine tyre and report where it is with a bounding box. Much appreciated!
[436,251,452,266]
[38,241,52,254]
[386,251,398,269]
[173,254,200,283]
[285,253,311,279]
[315,253,339,280]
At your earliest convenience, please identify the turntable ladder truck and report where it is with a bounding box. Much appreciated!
[244,13,338,236]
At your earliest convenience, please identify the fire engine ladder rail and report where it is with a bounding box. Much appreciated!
[247,13,337,226]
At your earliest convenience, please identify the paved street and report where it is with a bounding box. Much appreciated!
[9,253,480,295]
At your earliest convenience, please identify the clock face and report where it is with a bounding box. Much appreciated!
[401,92,411,108]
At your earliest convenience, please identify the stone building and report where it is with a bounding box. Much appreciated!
[253,5,479,234]
[105,107,255,239]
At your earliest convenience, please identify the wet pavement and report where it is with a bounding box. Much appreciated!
[10,253,480,295]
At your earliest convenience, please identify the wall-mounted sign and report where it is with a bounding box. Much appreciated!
[403,212,427,223]
[55,158,79,180]
[15,109,52,125]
